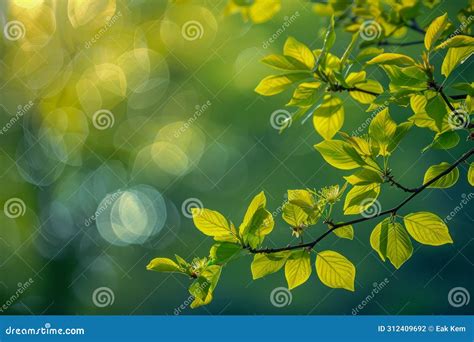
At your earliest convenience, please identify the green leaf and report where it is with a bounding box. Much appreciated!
[344,169,383,185]
[313,95,344,140]
[369,108,397,156]
[189,265,222,308]
[314,15,336,71]
[192,208,234,239]
[261,54,310,71]
[423,162,459,188]
[367,53,416,66]
[469,163,474,186]
[403,212,453,246]
[285,250,312,290]
[210,242,242,264]
[239,192,274,248]
[251,252,290,279]
[146,258,184,273]
[282,203,309,227]
[383,65,427,90]
[387,122,413,152]
[370,219,413,269]
[343,183,381,215]
[370,219,389,261]
[283,37,316,70]
[430,131,460,150]
[333,224,354,240]
[314,140,365,170]
[287,82,323,107]
[435,35,474,50]
[349,80,383,104]
[255,73,309,96]
[424,13,449,51]
[287,189,322,224]
[441,46,474,78]
[425,95,448,131]
[340,32,359,70]
[316,250,355,291]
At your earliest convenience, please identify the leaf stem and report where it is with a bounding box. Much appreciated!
[247,148,474,254]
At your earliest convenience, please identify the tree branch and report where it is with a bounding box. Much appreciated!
[405,19,426,35]
[377,40,424,47]
[248,148,474,254]
[384,173,417,193]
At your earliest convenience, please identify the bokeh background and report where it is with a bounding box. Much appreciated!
[0,0,472,315]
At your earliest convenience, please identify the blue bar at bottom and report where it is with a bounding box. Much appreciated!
[0,316,472,341]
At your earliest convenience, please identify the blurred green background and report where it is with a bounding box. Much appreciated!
[0,0,472,315]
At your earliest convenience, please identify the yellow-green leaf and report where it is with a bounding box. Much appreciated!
[189,265,221,308]
[285,250,312,290]
[345,71,366,86]
[333,224,354,240]
[344,169,383,185]
[425,13,449,50]
[423,162,459,188]
[367,53,416,66]
[403,212,453,246]
[255,73,309,96]
[192,208,233,237]
[349,80,383,104]
[146,258,183,273]
[370,219,413,269]
[441,46,474,78]
[261,54,309,71]
[239,192,274,248]
[282,203,309,227]
[369,107,397,156]
[251,252,290,280]
[314,140,365,170]
[435,35,474,50]
[287,82,322,107]
[284,37,315,70]
[210,242,242,264]
[316,250,355,291]
[313,95,344,140]
[468,163,474,186]
[343,183,381,215]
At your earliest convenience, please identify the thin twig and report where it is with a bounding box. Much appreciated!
[248,148,474,254]
[377,40,424,47]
